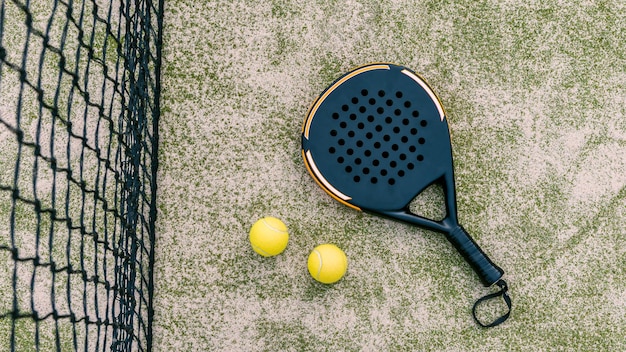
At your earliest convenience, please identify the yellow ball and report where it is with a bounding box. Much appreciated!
[249,217,289,257]
[307,244,348,284]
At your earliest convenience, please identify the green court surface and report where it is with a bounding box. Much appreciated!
[154,1,626,350]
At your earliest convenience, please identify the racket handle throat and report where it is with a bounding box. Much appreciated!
[446,225,511,327]
[446,225,504,287]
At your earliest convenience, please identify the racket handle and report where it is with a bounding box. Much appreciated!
[448,226,504,287]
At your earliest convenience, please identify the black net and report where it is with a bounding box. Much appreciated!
[0,0,162,351]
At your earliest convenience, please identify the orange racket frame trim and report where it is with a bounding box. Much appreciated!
[302,149,361,211]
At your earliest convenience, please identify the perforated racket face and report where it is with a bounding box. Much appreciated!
[302,64,454,211]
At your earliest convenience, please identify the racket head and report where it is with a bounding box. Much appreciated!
[302,63,454,214]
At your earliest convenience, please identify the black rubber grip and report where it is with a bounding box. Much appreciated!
[447,226,504,287]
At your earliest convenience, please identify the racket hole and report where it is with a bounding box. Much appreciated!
[410,128,418,135]
[345,166,353,173]
[375,125,383,132]
[396,91,403,98]
[385,116,392,124]
[364,150,372,157]
[402,119,409,125]
[348,131,355,138]
[383,135,391,142]
[354,175,361,182]
[413,110,420,118]
[338,139,345,145]
[352,97,359,104]
[329,147,336,154]
[350,114,357,120]
[330,130,337,136]
[393,126,401,134]
[369,98,376,105]
[378,90,385,97]
[404,101,411,108]
[356,140,364,147]
[391,144,398,151]
[402,136,409,143]
[355,158,362,165]
[359,106,366,113]
[332,112,340,119]
[388,178,396,185]
[398,170,405,177]
[340,122,347,128]
[373,159,380,166]
[347,149,354,155]
[420,119,427,126]
[374,142,381,149]
[399,153,406,160]
[417,155,424,161]
[366,132,373,139]
[377,107,384,114]
[371,177,378,184]
[418,138,425,144]
[342,105,349,111]
[386,99,393,106]
[358,122,365,129]
[407,163,415,169]
[363,167,370,174]
[381,169,388,176]
[390,161,397,168]
[382,151,389,158]
[337,157,344,164]
[409,145,416,152]
[367,115,375,122]
[361,89,369,96]
[394,109,402,116]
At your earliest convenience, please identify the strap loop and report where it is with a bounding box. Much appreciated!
[472,279,511,328]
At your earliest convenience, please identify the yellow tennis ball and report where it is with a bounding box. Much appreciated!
[307,244,348,284]
[249,217,289,257]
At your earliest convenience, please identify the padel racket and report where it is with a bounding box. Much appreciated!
[301,63,511,327]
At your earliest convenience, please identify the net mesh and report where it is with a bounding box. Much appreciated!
[0,0,162,350]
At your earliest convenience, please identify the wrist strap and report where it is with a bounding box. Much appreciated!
[472,279,511,328]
